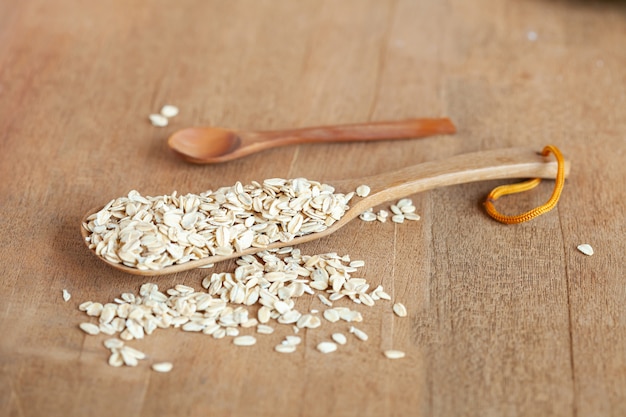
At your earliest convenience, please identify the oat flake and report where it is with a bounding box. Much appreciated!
[577,244,594,256]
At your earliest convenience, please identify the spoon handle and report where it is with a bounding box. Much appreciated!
[334,147,570,219]
[252,118,456,144]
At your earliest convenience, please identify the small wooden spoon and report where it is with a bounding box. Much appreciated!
[81,147,570,276]
[167,118,456,164]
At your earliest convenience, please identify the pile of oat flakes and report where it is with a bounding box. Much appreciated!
[78,179,419,371]
[76,247,410,371]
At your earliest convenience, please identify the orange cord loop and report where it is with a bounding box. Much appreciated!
[484,145,566,224]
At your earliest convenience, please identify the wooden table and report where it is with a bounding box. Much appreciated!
[1,1,624,416]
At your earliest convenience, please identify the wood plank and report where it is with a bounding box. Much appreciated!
[1,0,625,416]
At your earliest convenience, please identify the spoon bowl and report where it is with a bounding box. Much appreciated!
[81,147,570,276]
[168,118,457,164]
[168,127,242,163]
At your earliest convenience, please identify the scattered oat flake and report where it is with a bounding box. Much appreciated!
[233,335,257,346]
[152,362,174,373]
[350,326,368,341]
[331,333,347,345]
[391,214,405,223]
[160,105,179,118]
[79,322,100,335]
[62,289,71,302]
[356,185,371,197]
[122,346,147,360]
[393,302,408,317]
[285,335,302,345]
[258,306,271,323]
[577,244,594,256]
[384,350,405,359]
[120,353,138,367]
[256,324,274,334]
[78,301,93,311]
[148,114,168,127]
[349,260,365,268]
[359,211,377,222]
[275,344,297,353]
[376,290,392,300]
[86,302,103,316]
[225,327,240,337]
[317,294,333,307]
[108,352,124,367]
[317,342,338,353]
[323,309,340,323]
[104,338,124,349]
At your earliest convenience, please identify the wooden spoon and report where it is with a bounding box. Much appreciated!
[167,118,456,164]
[81,147,570,276]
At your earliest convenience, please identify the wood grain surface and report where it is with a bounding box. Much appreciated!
[1,1,625,416]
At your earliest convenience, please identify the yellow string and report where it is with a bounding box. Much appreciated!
[484,145,566,224]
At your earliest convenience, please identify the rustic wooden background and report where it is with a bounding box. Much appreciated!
[1,0,625,416]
